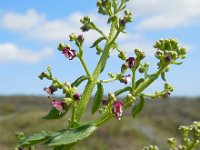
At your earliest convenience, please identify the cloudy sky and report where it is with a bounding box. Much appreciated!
[0,0,200,97]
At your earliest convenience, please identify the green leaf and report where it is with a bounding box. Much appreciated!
[132,96,145,118]
[114,86,131,96]
[171,61,183,65]
[43,107,68,120]
[161,72,166,81]
[71,75,88,87]
[135,78,145,88]
[91,83,104,114]
[19,132,50,147]
[46,124,97,147]
[90,37,105,48]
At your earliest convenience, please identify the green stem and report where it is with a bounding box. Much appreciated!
[70,102,77,128]
[79,56,91,78]
[93,24,108,40]
[94,64,169,126]
[131,69,136,93]
[100,78,116,83]
[133,64,168,96]
[75,21,121,122]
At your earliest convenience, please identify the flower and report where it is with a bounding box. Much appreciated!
[62,47,76,60]
[119,17,126,26]
[112,101,123,120]
[73,93,81,101]
[44,85,56,95]
[119,74,131,84]
[125,57,136,69]
[52,100,65,114]
[164,55,172,63]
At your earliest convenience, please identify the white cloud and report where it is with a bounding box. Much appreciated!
[0,43,53,63]
[129,0,200,29]
[0,9,44,32]
[0,10,109,44]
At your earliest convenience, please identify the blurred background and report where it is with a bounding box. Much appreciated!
[0,0,200,149]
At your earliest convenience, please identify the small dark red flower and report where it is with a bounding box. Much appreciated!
[44,85,56,95]
[119,74,131,84]
[73,93,81,101]
[62,47,76,60]
[125,57,136,69]
[52,100,65,114]
[112,101,123,120]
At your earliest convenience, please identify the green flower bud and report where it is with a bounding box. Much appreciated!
[179,47,187,55]
[155,50,164,59]
[135,48,145,60]
[118,51,127,60]
[69,33,76,41]
[57,42,65,51]
[139,67,145,73]
[170,39,179,50]
[144,62,150,68]
[108,93,116,101]
[38,72,49,80]
[121,64,128,73]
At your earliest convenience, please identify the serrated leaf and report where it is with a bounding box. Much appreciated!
[161,72,166,81]
[43,107,68,120]
[91,83,104,114]
[171,61,183,65]
[90,37,105,48]
[19,132,49,147]
[71,75,88,87]
[132,96,145,118]
[135,78,145,88]
[46,124,97,147]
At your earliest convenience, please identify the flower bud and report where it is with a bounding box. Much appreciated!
[44,85,57,95]
[73,93,81,101]
[80,25,90,32]
[135,48,145,60]
[77,34,84,44]
[139,67,145,73]
[164,55,172,63]
[119,17,126,26]
[57,42,65,51]
[69,33,76,41]
[179,47,187,55]
[144,62,150,68]
[121,64,128,73]
[108,93,116,101]
[38,72,49,80]
[119,74,131,84]
[118,51,127,60]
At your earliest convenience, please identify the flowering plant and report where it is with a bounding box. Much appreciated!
[15,0,188,149]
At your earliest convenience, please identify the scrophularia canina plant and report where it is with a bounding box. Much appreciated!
[15,0,189,150]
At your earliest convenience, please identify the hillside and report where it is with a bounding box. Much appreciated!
[0,96,199,150]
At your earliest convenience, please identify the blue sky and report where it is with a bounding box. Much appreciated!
[0,0,200,97]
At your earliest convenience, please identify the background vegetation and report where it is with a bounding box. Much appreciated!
[0,96,199,150]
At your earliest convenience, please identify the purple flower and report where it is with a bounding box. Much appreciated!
[73,93,81,101]
[119,74,131,85]
[112,101,123,120]
[44,85,56,95]
[125,57,136,69]
[62,47,76,60]
[119,17,126,26]
[52,100,65,114]
[164,55,172,63]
